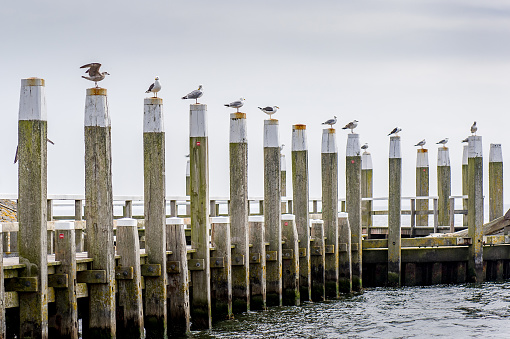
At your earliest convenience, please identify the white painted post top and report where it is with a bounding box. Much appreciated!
[264,119,280,147]
[309,219,324,226]
[281,154,286,171]
[211,216,230,224]
[489,143,503,162]
[248,216,264,223]
[166,217,184,225]
[143,97,164,133]
[0,224,3,233]
[346,133,360,157]
[321,128,337,153]
[85,88,110,127]
[116,218,138,227]
[462,145,468,165]
[468,136,483,158]
[338,212,349,218]
[55,221,75,230]
[19,78,47,121]
[416,149,429,168]
[229,113,248,143]
[186,159,190,176]
[281,214,295,221]
[292,124,307,151]
[437,148,450,167]
[362,153,373,170]
[389,136,401,158]
[190,104,208,137]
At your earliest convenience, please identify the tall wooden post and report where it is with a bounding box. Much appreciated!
[416,149,429,227]
[248,216,266,310]
[84,87,116,337]
[143,97,167,337]
[229,112,250,313]
[462,145,469,227]
[310,219,325,301]
[291,124,311,302]
[468,136,484,282]
[210,217,232,320]
[388,136,401,286]
[189,104,212,329]
[264,119,282,306]
[346,133,362,291]
[321,128,339,298]
[361,151,373,239]
[489,144,503,221]
[437,147,451,227]
[281,214,300,305]
[18,78,49,338]
[281,154,287,213]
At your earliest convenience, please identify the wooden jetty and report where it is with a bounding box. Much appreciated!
[1,78,509,338]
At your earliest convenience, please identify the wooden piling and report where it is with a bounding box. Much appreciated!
[321,128,339,298]
[84,87,116,337]
[462,145,468,227]
[115,218,143,339]
[0,224,5,339]
[338,213,352,293]
[165,218,190,336]
[489,144,503,221]
[281,154,287,213]
[346,134,362,291]
[437,147,451,227]
[248,216,266,310]
[416,149,429,227]
[263,119,282,306]
[281,214,300,305]
[229,113,250,313]
[143,97,167,338]
[210,217,233,321]
[18,77,49,338]
[310,220,325,301]
[189,103,212,329]
[388,136,402,286]
[291,124,311,302]
[468,136,484,282]
[361,151,373,239]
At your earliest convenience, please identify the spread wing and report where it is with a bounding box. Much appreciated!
[80,63,102,76]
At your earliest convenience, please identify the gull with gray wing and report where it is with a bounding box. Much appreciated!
[322,116,337,128]
[80,63,110,87]
[182,85,203,104]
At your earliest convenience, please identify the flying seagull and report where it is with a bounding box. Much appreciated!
[361,143,369,150]
[471,121,477,135]
[415,139,426,148]
[321,116,337,128]
[14,138,54,164]
[258,106,279,119]
[224,98,245,112]
[182,85,203,104]
[342,120,358,133]
[461,137,469,143]
[80,63,110,88]
[388,127,402,136]
[145,76,161,97]
[436,138,449,148]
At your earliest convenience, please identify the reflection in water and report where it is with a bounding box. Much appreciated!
[190,282,510,338]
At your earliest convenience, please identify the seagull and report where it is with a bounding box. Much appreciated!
[388,127,402,136]
[80,63,110,88]
[342,120,358,133]
[280,144,285,152]
[14,138,54,164]
[471,121,477,135]
[182,85,203,104]
[321,116,337,128]
[436,138,449,148]
[145,76,161,97]
[461,137,469,143]
[185,154,190,158]
[361,143,369,151]
[258,106,279,119]
[414,139,426,148]
[224,98,245,112]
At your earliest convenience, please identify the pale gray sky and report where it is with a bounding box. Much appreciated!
[1,1,510,210]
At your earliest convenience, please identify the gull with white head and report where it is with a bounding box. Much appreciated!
[182,85,203,104]
[258,106,279,119]
[471,121,477,135]
[436,138,449,148]
[342,120,358,133]
[414,139,426,148]
[145,76,162,97]
[322,116,337,128]
[388,127,402,136]
[225,98,245,112]
[80,63,110,88]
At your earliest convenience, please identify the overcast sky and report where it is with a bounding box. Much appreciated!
[1,1,510,216]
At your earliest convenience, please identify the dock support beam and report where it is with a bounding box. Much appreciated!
[468,136,484,282]
[291,124,311,302]
[462,145,469,227]
[361,151,373,239]
[388,136,402,287]
[210,217,232,321]
[489,144,503,221]
[18,77,49,338]
[437,147,451,227]
[248,216,266,310]
[229,113,250,313]
[338,213,352,293]
[310,220,325,301]
[321,128,339,298]
[281,154,287,213]
[189,104,212,329]
[416,149,429,228]
[281,215,300,305]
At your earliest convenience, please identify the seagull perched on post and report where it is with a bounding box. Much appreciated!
[258,106,279,119]
[224,98,245,112]
[388,127,402,136]
[145,76,161,97]
[471,121,477,135]
[80,63,110,88]
[342,120,358,133]
[436,138,449,148]
[182,85,203,104]
[414,139,426,148]
[461,137,469,143]
[361,143,369,151]
[321,116,337,128]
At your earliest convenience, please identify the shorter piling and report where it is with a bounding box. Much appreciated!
[489,144,503,221]
[338,213,352,293]
[210,217,233,321]
[361,151,373,238]
[281,214,300,306]
[248,216,266,310]
[310,220,325,301]
[462,145,468,226]
[437,147,451,226]
[416,149,429,227]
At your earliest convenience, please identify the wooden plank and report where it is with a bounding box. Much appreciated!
[77,270,107,284]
